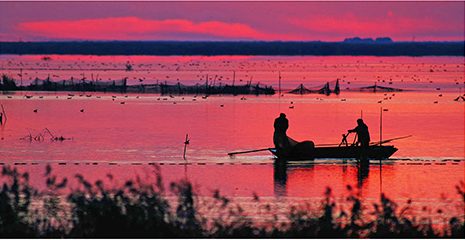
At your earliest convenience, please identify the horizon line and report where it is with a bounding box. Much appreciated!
[2,40,464,43]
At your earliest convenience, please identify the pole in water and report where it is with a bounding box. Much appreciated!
[205,74,208,93]
[183,134,190,160]
[380,107,382,146]
[379,107,383,191]
[1,104,6,125]
[232,70,235,87]
[379,157,383,194]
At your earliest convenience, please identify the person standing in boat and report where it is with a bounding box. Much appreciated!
[274,113,291,153]
[348,119,370,148]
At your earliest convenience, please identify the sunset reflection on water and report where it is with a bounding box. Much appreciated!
[0,55,463,222]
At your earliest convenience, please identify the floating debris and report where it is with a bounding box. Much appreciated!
[20,133,45,141]
[21,128,73,142]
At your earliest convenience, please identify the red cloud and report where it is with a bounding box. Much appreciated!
[17,17,297,41]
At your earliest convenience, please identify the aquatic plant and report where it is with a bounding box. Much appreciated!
[0,166,463,238]
[0,166,37,237]
[66,167,178,238]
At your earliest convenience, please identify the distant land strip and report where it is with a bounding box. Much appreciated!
[0,41,464,56]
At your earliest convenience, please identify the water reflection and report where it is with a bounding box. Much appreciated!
[357,163,370,188]
[273,161,287,198]
[273,160,372,197]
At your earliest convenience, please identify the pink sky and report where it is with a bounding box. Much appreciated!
[0,1,464,42]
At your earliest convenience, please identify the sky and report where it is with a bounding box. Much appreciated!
[0,1,464,42]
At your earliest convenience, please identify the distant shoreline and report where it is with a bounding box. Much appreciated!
[1,41,463,56]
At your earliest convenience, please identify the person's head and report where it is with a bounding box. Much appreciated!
[280,113,286,118]
[357,119,364,125]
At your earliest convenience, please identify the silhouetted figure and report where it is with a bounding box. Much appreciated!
[348,119,370,149]
[0,112,3,125]
[273,113,290,153]
[349,119,370,166]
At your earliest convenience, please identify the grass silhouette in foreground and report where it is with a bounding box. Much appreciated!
[0,165,463,238]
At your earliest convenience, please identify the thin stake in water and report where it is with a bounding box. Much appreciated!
[1,104,6,125]
[45,127,56,139]
[380,107,383,146]
[183,134,190,160]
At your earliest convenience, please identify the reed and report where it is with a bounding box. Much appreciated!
[0,165,463,238]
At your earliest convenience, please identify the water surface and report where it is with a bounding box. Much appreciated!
[1,55,464,222]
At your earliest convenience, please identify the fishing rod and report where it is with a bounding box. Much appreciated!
[370,135,412,146]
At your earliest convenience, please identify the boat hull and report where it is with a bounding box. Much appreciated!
[270,145,397,161]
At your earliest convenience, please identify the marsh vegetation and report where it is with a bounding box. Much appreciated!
[0,165,463,238]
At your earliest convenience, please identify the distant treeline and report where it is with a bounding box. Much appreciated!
[0,41,463,56]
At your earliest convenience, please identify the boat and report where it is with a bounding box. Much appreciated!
[269,134,402,161]
[270,145,397,161]
[227,134,409,161]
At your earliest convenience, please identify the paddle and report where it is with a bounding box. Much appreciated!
[227,148,271,156]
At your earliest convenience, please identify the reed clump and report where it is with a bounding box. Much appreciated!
[0,165,463,238]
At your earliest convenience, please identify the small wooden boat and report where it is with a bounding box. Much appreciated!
[269,134,406,161]
[227,134,409,161]
[269,144,397,160]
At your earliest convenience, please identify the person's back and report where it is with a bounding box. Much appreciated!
[349,119,370,148]
[357,122,370,147]
[274,113,289,134]
[273,113,290,152]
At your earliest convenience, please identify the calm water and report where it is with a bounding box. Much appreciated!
[0,55,464,222]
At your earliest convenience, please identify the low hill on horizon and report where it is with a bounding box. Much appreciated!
[0,41,463,56]
[343,37,393,43]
